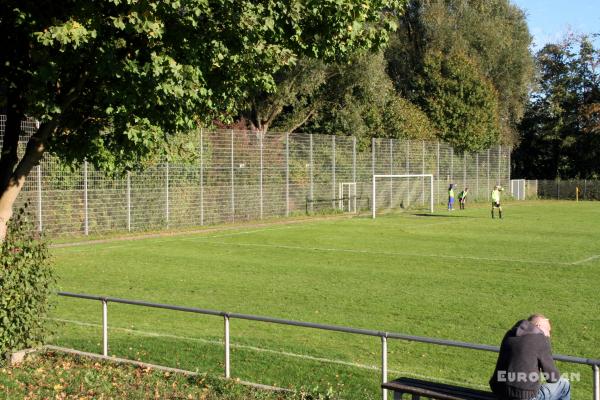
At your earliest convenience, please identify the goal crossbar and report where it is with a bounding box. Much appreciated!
[372,174,434,218]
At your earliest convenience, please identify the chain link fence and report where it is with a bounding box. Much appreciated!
[535,180,600,201]
[1,116,511,237]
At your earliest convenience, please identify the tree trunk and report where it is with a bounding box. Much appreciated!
[0,121,53,241]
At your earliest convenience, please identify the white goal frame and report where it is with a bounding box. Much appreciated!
[338,182,357,212]
[372,174,434,218]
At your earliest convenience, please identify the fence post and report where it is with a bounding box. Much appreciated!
[593,364,599,400]
[352,136,357,212]
[508,147,511,189]
[584,179,587,200]
[165,161,169,228]
[127,171,131,232]
[102,299,108,356]
[286,132,290,217]
[389,139,393,209]
[463,153,467,188]
[422,141,425,205]
[200,128,204,226]
[372,137,376,216]
[224,315,231,378]
[37,164,42,232]
[406,141,410,207]
[487,149,490,200]
[557,180,560,200]
[231,130,235,222]
[436,142,440,205]
[332,135,336,209]
[498,145,502,185]
[310,134,314,213]
[83,160,89,236]
[381,335,388,400]
[450,147,454,185]
[260,132,264,219]
[476,154,479,201]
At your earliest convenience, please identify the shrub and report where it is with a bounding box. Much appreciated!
[0,203,54,358]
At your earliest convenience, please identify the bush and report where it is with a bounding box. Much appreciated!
[0,203,54,358]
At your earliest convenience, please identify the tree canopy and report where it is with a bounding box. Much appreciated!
[387,0,534,148]
[512,35,600,179]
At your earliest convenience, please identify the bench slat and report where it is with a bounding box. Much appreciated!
[382,377,496,400]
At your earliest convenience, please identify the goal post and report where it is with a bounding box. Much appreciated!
[339,182,357,212]
[372,174,434,218]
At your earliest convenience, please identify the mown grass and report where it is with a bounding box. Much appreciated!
[48,201,600,399]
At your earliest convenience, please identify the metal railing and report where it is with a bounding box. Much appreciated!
[57,292,600,400]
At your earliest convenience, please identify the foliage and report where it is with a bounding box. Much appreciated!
[0,0,402,176]
[238,51,434,146]
[512,35,600,179]
[415,50,500,152]
[386,0,534,146]
[0,203,54,356]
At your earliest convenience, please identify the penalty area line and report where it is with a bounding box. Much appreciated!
[200,240,570,266]
[571,254,600,265]
[47,318,487,389]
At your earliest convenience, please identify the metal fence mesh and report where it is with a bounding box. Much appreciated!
[1,117,511,237]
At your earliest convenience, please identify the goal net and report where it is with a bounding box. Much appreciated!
[371,174,434,218]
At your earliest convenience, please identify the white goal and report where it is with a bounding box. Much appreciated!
[372,174,434,218]
[338,182,357,212]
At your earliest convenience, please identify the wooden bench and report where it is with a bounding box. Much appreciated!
[382,377,497,400]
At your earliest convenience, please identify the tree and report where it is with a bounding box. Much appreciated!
[415,49,500,152]
[513,35,600,179]
[0,0,402,239]
[236,50,435,146]
[386,0,534,146]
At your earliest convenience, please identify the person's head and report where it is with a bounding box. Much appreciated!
[449,184,453,190]
[528,314,551,337]
[464,187,469,191]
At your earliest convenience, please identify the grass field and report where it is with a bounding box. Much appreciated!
[48,200,600,399]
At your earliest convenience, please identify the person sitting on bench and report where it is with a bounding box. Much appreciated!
[489,314,571,400]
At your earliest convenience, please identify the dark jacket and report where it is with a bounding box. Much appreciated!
[489,320,561,400]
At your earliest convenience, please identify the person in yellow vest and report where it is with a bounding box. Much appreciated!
[491,185,504,219]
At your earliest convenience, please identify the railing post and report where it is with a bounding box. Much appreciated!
[381,335,388,400]
[127,171,131,232]
[83,160,89,236]
[224,315,231,378]
[37,164,42,232]
[593,364,599,400]
[102,299,108,356]
[200,128,204,226]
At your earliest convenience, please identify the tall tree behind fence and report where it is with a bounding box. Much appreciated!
[1,116,511,237]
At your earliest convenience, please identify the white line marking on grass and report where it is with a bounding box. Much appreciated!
[48,318,487,389]
[571,254,600,265]
[58,224,313,253]
[200,240,571,266]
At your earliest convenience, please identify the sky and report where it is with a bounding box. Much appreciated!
[511,0,600,50]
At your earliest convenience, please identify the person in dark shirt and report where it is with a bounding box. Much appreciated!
[490,314,571,400]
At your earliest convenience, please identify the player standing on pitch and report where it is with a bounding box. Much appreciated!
[491,185,503,219]
[458,187,469,210]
